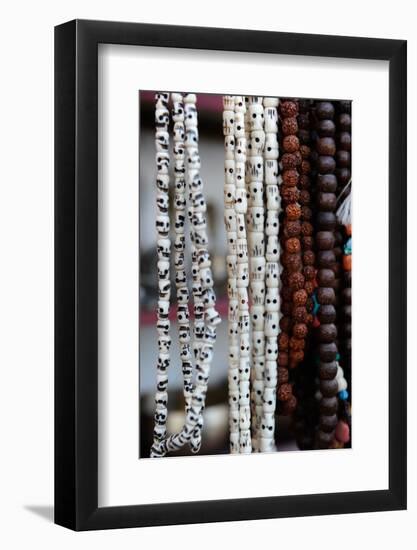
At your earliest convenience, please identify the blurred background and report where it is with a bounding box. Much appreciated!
[139,91,295,457]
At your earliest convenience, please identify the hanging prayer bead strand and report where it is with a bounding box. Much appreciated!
[313,100,340,449]
[259,96,280,452]
[172,93,194,415]
[246,96,265,452]
[223,95,240,453]
[151,92,171,458]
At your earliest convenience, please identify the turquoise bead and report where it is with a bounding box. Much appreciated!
[339,390,349,400]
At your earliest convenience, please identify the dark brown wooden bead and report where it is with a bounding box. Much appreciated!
[281,286,293,302]
[305,281,315,295]
[320,396,338,415]
[317,211,337,231]
[320,413,338,432]
[319,361,338,380]
[297,113,310,129]
[319,342,338,361]
[316,231,336,250]
[278,352,289,367]
[320,378,339,397]
[338,100,351,114]
[317,192,337,211]
[300,144,310,158]
[338,131,351,151]
[344,323,352,337]
[317,304,336,323]
[344,270,352,286]
[317,268,335,286]
[336,167,351,186]
[301,222,314,237]
[298,129,310,145]
[317,287,336,305]
[317,155,336,174]
[302,235,314,250]
[318,323,337,343]
[282,117,298,135]
[299,174,311,189]
[278,367,289,383]
[299,190,310,205]
[303,250,315,266]
[317,250,336,268]
[281,394,297,415]
[338,112,351,130]
[316,118,336,137]
[317,174,338,192]
[343,304,352,319]
[317,429,334,448]
[279,316,292,332]
[342,287,352,304]
[316,101,335,120]
[317,137,336,156]
[303,265,316,280]
[282,301,293,316]
[336,150,351,168]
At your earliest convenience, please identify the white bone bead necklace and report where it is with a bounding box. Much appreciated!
[150,92,220,457]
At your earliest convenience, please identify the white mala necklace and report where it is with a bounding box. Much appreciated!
[151,92,220,458]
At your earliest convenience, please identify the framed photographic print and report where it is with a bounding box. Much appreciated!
[55,19,407,530]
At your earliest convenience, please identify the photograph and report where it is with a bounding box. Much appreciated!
[139,91,352,458]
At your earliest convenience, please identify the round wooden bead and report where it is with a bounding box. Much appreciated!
[278,367,289,383]
[317,287,336,305]
[320,378,339,397]
[290,349,304,363]
[319,396,338,415]
[316,137,336,156]
[317,268,335,286]
[277,382,293,402]
[286,203,302,220]
[317,430,334,448]
[336,167,351,186]
[278,332,289,350]
[301,222,313,237]
[293,323,308,338]
[286,253,303,273]
[319,361,338,380]
[336,150,350,168]
[281,152,301,169]
[338,131,351,151]
[282,169,300,187]
[300,144,310,159]
[278,352,289,367]
[283,135,300,153]
[284,220,301,238]
[280,316,292,332]
[303,250,315,266]
[281,186,300,204]
[297,113,310,129]
[343,304,352,319]
[343,287,352,304]
[319,342,338,361]
[317,304,336,323]
[289,337,305,351]
[285,237,301,254]
[299,174,311,189]
[293,306,308,323]
[302,235,314,250]
[299,190,311,205]
[288,272,305,290]
[338,113,351,131]
[316,211,337,230]
[317,250,336,268]
[317,174,337,193]
[316,101,335,120]
[282,117,298,135]
[320,413,338,432]
[316,118,336,137]
[318,323,337,343]
[317,155,336,174]
[280,101,298,117]
[298,129,310,145]
[281,394,297,415]
[281,301,293,316]
[318,192,337,211]
[338,101,351,114]
[293,289,308,306]
[316,231,336,250]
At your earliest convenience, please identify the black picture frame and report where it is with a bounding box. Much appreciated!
[55,19,407,531]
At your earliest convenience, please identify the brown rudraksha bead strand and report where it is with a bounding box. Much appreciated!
[277,99,303,416]
[313,100,340,449]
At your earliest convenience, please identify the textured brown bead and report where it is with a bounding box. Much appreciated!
[283,135,300,153]
[317,174,338,193]
[316,118,336,137]
[293,323,308,338]
[289,337,305,351]
[301,206,313,222]
[320,378,339,397]
[278,332,290,350]
[293,289,308,306]
[282,117,298,135]
[317,155,336,174]
[317,304,336,323]
[278,352,289,367]
[338,112,351,131]
[316,101,335,120]
[288,272,305,290]
[293,306,308,323]
[286,253,302,272]
[317,287,336,305]
[306,297,314,311]
[317,137,336,156]
[281,394,297,415]
[281,186,299,204]
[317,268,335,286]
[317,211,337,231]
[336,150,351,168]
[300,160,311,175]
[284,220,301,238]
[299,174,311,189]
[338,131,351,151]
[299,190,310,205]
[303,250,315,266]
[319,342,338,361]
[286,203,302,220]
[278,367,289,383]
[316,231,336,250]
[282,169,300,187]
[320,413,338,432]
[301,222,314,236]
[280,316,292,332]
[320,396,338,415]
[289,350,304,364]
[302,235,314,250]
[278,383,293,402]
[280,101,299,117]
[318,192,337,211]
[285,237,301,254]
[304,281,315,295]
[319,361,338,380]
[303,265,316,280]
[317,250,336,268]
[281,286,293,302]
[318,323,337,343]
[281,152,301,169]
